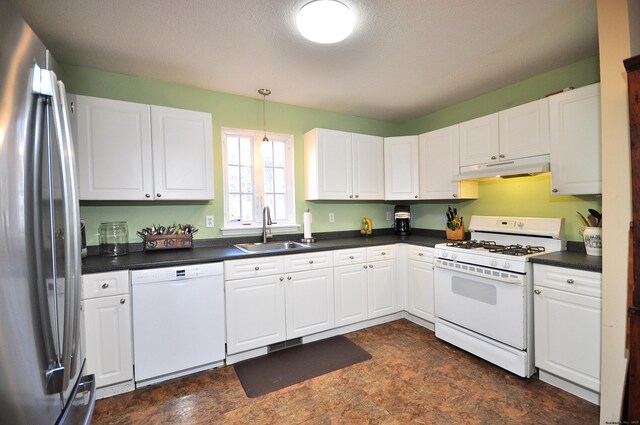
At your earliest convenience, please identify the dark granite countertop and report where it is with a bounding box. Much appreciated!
[82,229,603,275]
[82,230,446,274]
[529,250,602,273]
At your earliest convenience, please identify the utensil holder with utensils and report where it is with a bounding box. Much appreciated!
[144,234,193,251]
[446,224,465,241]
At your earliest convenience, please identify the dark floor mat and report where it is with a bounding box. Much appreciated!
[233,335,372,398]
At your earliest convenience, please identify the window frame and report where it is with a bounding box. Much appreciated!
[220,127,298,235]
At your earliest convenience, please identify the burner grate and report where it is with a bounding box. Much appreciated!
[489,244,546,256]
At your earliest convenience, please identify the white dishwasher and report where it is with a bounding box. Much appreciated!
[131,262,225,387]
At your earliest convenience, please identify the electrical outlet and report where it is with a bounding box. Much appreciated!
[328,213,335,223]
[386,212,392,221]
[205,215,214,228]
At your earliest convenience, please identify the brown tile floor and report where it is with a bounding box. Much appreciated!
[93,319,599,424]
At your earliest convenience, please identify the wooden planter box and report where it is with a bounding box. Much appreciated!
[144,234,192,251]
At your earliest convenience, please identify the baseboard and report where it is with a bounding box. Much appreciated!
[538,370,600,405]
[96,380,135,399]
[402,311,435,331]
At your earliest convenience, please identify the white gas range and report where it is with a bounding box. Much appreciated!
[434,215,564,378]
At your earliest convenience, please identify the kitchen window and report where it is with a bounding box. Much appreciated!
[221,128,297,235]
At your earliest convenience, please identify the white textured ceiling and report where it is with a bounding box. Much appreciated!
[11,0,599,122]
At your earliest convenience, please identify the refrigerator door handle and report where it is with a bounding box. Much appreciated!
[48,70,82,391]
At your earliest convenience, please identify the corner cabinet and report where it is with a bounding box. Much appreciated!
[418,125,478,200]
[304,128,384,200]
[81,270,133,394]
[71,95,214,201]
[549,83,601,195]
[384,136,419,200]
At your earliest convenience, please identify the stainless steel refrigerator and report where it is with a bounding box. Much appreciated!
[0,0,96,424]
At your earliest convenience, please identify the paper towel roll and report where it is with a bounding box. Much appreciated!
[303,211,312,239]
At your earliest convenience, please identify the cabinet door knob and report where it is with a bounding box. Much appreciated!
[381,252,386,255]
[287,276,292,280]
[566,279,574,284]
[552,189,558,193]
[255,266,260,271]
[491,156,497,160]
[499,154,505,158]
[363,265,368,269]
[534,289,541,295]
[414,195,418,198]
[101,283,109,289]
[156,193,162,198]
[120,298,126,304]
[369,264,373,268]
[452,194,458,198]
[418,252,424,256]
[349,195,353,199]
[349,255,354,260]
[355,195,359,198]
[279,277,284,281]
[309,260,314,264]
[145,193,151,198]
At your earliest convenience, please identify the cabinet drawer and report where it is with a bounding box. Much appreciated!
[284,251,333,272]
[533,264,601,298]
[82,270,129,299]
[407,245,433,263]
[366,245,396,261]
[333,248,367,266]
[224,256,285,280]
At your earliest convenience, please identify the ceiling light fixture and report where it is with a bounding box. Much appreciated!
[296,0,354,44]
[258,88,271,158]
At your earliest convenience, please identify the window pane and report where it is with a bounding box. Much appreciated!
[240,137,252,166]
[262,141,273,167]
[228,194,240,221]
[227,136,239,165]
[274,168,285,193]
[275,194,286,220]
[240,166,253,193]
[264,195,275,218]
[274,141,285,167]
[264,167,274,193]
[228,165,239,193]
[241,195,253,221]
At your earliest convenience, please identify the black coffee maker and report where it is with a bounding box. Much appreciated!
[394,205,411,235]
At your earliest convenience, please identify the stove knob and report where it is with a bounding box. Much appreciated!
[442,252,448,258]
[503,261,511,269]
[490,260,498,267]
[451,253,457,260]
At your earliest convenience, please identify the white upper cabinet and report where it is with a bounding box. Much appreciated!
[384,135,419,200]
[549,83,601,195]
[459,99,549,167]
[459,113,499,166]
[305,128,384,200]
[150,106,214,200]
[72,95,214,200]
[73,96,153,200]
[499,98,550,160]
[418,125,478,200]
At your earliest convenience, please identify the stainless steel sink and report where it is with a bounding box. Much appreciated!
[234,240,311,254]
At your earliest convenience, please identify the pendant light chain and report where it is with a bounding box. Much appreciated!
[258,89,271,142]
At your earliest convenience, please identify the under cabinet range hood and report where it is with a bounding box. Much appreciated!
[453,154,550,180]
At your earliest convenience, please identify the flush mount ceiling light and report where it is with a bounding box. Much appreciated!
[296,0,354,44]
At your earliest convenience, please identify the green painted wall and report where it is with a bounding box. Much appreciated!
[65,56,601,245]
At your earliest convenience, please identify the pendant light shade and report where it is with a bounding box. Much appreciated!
[296,0,354,44]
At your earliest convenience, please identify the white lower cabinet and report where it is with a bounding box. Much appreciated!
[533,264,601,400]
[368,259,397,318]
[81,271,133,390]
[285,269,335,339]
[224,252,334,355]
[334,263,369,327]
[225,275,287,355]
[407,246,435,322]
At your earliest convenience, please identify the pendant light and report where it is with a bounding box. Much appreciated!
[258,88,271,157]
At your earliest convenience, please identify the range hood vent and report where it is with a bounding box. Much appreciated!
[453,154,550,181]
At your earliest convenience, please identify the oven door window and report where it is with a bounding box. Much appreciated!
[435,268,526,350]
